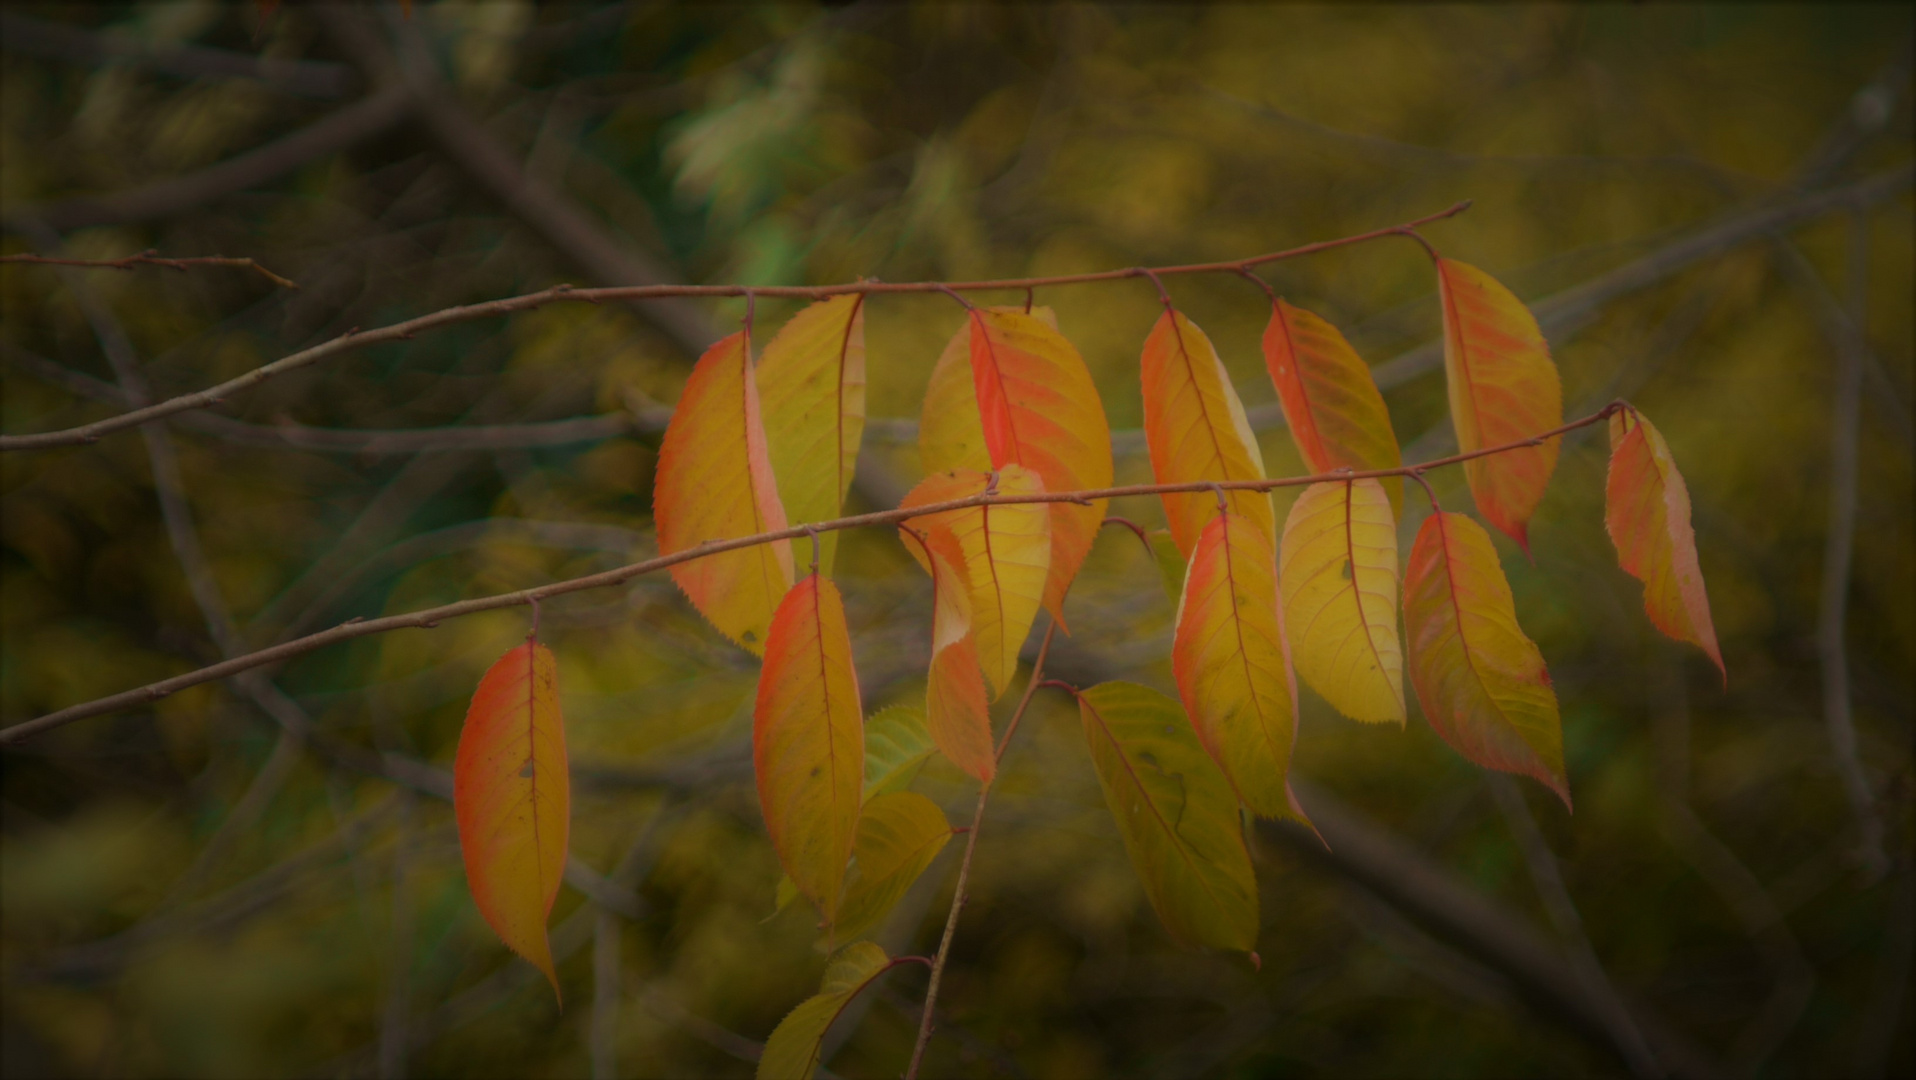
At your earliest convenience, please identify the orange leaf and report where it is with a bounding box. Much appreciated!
[1436,258,1563,553]
[1606,409,1725,682]
[1279,479,1405,724]
[454,640,569,1003]
[755,574,865,923]
[1403,511,1569,807]
[1141,308,1274,556]
[898,467,1050,699]
[966,308,1113,626]
[757,295,866,574]
[903,531,996,783]
[1172,509,1305,820]
[1262,299,1403,514]
[654,331,794,655]
[918,306,1055,476]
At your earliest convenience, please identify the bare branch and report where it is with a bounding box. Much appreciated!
[0,11,357,99]
[0,251,298,288]
[2,87,410,233]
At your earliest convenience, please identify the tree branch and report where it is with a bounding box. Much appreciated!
[2,87,411,233]
[0,202,1467,451]
[0,406,1622,745]
[0,250,299,288]
[0,11,357,99]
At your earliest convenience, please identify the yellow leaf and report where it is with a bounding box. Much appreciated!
[863,704,935,799]
[898,467,1050,699]
[757,295,867,574]
[655,331,794,654]
[1172,510,1306,820]
[1141,308,1273,555]
[1279,479,1405,724]
[755,574,865,923]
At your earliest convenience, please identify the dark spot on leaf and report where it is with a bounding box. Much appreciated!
[519,761,534,779]
[1340,560,1352,580]
[742,630,757,644]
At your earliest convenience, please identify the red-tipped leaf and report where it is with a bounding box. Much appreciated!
[1606,409,1725,682]
[454,640,570,1003]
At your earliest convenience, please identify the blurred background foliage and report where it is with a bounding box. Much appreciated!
[1,3,1911,1078]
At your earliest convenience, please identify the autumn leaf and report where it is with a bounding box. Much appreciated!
[1262,298,1403,514]
[1075,682,1259,951]
[964,308,1114,627]
[1141,308,1274,555]
[756,574,865,923]
[1437,258,1564,552]
[833,792,953,941]
[757,295,866,575]
[758,942,895,1080]
[654,330,794,655]
[1605,409,1725,681]
[863,704,936,799]
[454,640,569,1003]
[898,467,1050,699]
[1279,479,1405,724]
[1172,509,1305,821]
[909,532,995,783]
[1403,511,1569,807]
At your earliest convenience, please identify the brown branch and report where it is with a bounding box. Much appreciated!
[906,621,1058,1079]
[0,11,357,99]
[0,204,1467,452]
[1,251,299,288]
[2,86,411,233]
[0,405,1621,745]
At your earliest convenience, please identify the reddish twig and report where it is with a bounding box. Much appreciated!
[0,404,1624,745]
[907,620,1057,1079]
[0,250,299,288]
[0,203,1467,452]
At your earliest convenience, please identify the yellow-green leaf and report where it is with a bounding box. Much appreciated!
[1141,308,1274,556]
[1403,511,1569,807]
[834,791,953,941]
[863,704,935,799]
[755,573,865,923]
[758,942,894,1080]
[1075,682,1259,951]
[654,330,794,654]
[1279,479,1405,724]
[757,295,867,574]
[1171,510,1304,821]
[1150,527,1186,605]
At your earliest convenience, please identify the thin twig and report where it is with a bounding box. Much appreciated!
[906,621,1058,1078]
[1,251,299,288]
[0,204,1466,451]
[1489,777,1663,1078]
[0,406,1620,744]
[1813,210,1889,879]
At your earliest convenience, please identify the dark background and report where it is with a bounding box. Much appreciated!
[2,4,1910,1078]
